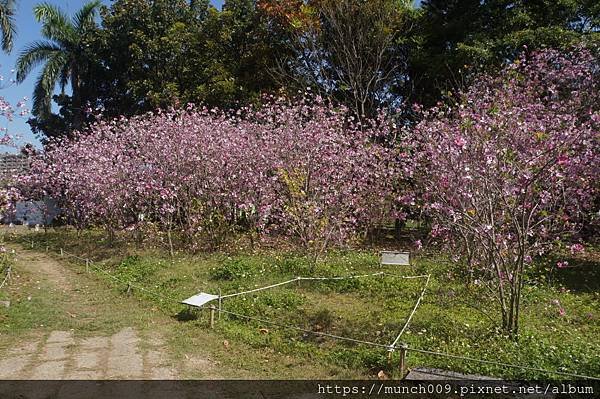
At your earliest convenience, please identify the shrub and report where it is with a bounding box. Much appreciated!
[20,97,404,255]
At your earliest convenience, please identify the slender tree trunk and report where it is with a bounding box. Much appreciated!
[71,70,84,134]
[493,256,509,330]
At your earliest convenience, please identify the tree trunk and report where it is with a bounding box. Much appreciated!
[167,228,174,258]
[501,260,524,337]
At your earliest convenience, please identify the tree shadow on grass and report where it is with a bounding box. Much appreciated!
[530,254,600,293]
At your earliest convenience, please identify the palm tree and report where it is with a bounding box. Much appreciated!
[15,1,101,120]
[0,0,16,53]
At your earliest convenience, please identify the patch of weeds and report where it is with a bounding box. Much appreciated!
[224,290,305,319]
[159,276,185,289]
[211,258,260,280]
[365,277,420,297]
[112,255,160,283]
[259,291,305,310]
[308,308,335,332]
[273,255,312,276]
[316,279,363,294]
[328,347,388,372]
[322,251,379,273]
[0,288,65,335]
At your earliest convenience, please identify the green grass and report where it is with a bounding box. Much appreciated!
[5,227,600,380]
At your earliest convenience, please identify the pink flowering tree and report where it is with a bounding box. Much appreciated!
[247,97,400,266]
[21,97,403,258]
[0,85,29,219]
[408,48,600,335]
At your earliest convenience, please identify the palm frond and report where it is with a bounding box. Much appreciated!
[15,40,63,83]
[33,2,69,23]
[31,51,68,116]
[0,0,17,52]
[73,0,102,33]
[34,2,77,44]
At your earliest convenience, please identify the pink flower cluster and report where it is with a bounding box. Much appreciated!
[0,95,29,144]
[0,93,29,217]
[21,98,403,249]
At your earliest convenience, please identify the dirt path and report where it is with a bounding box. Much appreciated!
[0,246,214,380]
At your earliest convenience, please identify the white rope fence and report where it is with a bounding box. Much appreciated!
[220,278,302,299]
[297,272,384,281]
[219,272,428,299]
[18,238,600,380]
[0,265,11,289]
[389,274,431,350]
[220,272,430,298]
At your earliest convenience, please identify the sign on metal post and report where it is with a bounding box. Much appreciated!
[380,251,410,266]
[182,293,220,308]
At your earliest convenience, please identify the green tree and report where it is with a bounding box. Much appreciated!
[86,0,208,116]
[15,1,102,129]
[26,0,285,139]
[195,0,284,108]
[0,0,16,52]
[58,0,283,123]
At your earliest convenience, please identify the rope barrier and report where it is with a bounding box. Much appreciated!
[297,272,384,281]
[220,278,301,299]
[213,306,599,380]
[216,307,392,349]
[64,252,89,262]
[221,272,404,299]
[42,244,179,303]
[389,274,431,350]
[21,239,600,380]
[383,273,431,280]
[0,265,11,289]
[83,258,179,302]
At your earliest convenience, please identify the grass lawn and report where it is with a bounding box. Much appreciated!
[5,227,600,380]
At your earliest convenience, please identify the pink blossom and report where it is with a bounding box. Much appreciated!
[556,261,569,269]
[454,135,466,148]
[557,154,570,166]
[569,243,585,255]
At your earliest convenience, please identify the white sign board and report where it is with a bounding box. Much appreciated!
[380,251,410,266]
[182,292,219,308]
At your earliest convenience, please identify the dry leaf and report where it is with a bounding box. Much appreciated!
[377,370,389,380]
